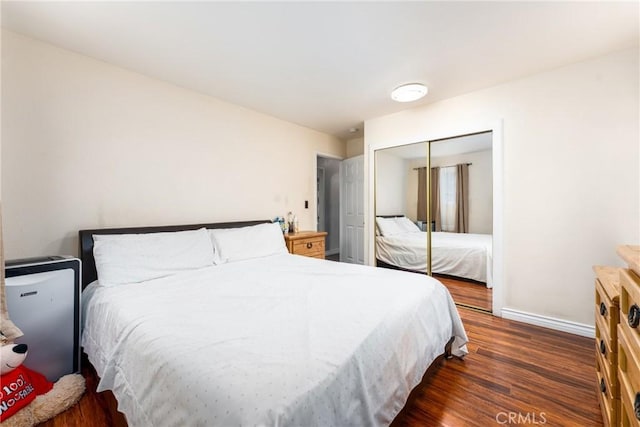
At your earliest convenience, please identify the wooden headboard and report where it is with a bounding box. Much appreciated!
[78,220,270,288]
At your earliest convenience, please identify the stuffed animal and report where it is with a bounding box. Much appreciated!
[0,337,85,427]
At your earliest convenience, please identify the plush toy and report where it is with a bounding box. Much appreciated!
[0,337,85,426]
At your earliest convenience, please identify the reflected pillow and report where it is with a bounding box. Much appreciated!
[395,216,421,233]
[93,228,215,286]
[375,217,405,236]
[209,222,287,264]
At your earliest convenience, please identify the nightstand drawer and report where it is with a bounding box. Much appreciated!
[284,231,328,260]
[291,238,325,256]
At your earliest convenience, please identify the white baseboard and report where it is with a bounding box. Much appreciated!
[325,248,339,256]
[501,308,595,338]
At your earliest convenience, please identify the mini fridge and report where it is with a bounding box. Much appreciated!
[5,256,81,382]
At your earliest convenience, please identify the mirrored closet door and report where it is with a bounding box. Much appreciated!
[374,132,493,312]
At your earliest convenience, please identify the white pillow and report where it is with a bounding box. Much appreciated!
[209,222,287,264]
[395,216,421,233]
[93,228,215,286]
[375,217,405,236]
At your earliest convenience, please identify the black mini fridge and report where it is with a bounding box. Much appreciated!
[5,256,81,382]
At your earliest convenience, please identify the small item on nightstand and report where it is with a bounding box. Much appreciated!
[293,215,299,233]
[287,211,295,233]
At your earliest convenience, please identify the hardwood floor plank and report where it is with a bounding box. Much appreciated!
[40,307,602,427]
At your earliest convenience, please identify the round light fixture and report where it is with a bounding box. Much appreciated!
[391,83,428,102]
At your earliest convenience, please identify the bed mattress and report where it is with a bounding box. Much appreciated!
[82,253,467,426]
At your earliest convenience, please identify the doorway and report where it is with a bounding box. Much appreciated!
[316,155,341,260]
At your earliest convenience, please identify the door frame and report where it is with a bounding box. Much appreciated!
[317,166,325,232]
[314,152,344,256]
[367,119,504,316]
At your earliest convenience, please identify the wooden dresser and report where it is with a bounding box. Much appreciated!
[284,231,327,259]
[617,245,640,427]
[595,265,621,426]
[595,245,640,427]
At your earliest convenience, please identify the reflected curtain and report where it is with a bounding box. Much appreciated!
[0,203,23,341]
[455,163,469,233]
[416,167,441,231]
[431,167,441,231]
[417,167,427,222]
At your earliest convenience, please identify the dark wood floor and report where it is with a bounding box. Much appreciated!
[41,307,600,427]
[437,274,493,312]
[393,307,601,426]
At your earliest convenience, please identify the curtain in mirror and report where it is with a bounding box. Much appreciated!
[455,163,469,233]
[417,163,469,233]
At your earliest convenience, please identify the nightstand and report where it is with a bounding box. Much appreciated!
[284,231,327,259]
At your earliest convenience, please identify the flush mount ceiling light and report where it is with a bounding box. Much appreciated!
[391,83,428,102]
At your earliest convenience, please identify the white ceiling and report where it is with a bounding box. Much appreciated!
[2,1,638,140]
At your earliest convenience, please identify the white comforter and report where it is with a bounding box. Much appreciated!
[82,253,467,427]
[376,232,493,288]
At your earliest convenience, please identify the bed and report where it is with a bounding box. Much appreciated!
[79,220,468,426]
[375,216,493,288]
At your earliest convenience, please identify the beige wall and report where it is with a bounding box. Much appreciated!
[346,137,364,158]
[366,48,639,326]
[1,31,345,258]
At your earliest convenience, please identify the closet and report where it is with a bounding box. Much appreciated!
[373,132,494,311]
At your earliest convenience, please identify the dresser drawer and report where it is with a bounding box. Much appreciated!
[619,367,640,427]
[597,330,619,399]
[619,323,640,427]
[621,270,640,342]
[619,324,640,392]
[597,360,619,427]
[597,279,620,347]
[597,313,616,358]
[597,319,618,382]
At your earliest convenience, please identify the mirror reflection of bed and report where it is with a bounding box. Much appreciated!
[374,132,493,312]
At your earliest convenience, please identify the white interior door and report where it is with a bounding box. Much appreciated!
[340,155,364,264]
